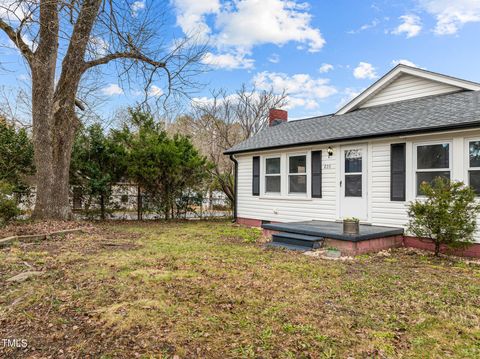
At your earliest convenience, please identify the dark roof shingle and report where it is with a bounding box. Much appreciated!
[225,91,480,154]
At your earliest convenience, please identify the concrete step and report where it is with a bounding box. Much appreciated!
[272,232,324,249]
[266,242,312,251]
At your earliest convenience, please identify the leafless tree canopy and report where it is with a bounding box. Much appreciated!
[171,85,287,204]
[191,85,287,148]
[0,0,207,219]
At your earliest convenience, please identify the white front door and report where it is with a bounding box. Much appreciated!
[340,145,368,220]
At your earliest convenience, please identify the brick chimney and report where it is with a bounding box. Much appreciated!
[269,108,288,127]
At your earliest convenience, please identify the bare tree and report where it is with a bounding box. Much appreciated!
[175,85,287,205]
[0,0,206,219]
[0,86,31,128]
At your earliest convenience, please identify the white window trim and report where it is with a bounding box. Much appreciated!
[287,153,309,197]
[263,155,282,195]
[414,140,452,197]
[465,138,480,196]
[259,152,312,199]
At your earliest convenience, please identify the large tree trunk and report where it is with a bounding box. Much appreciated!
[31,0,98,220]
[32,109,78,220]
[30,6,58,218]
[31,84,55,219]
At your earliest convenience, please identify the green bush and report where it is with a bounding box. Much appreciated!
[0,118,34,188]
[407,177,480,256]
[0,181,20,226]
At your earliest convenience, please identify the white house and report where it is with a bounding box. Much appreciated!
[225,65,480,257]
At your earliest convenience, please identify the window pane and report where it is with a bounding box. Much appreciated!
[469,170,480,194]
[289,175,307,193]
[469,141,480,168]
[345,174,362,197]
[289,155,306,174]
[265,176,281,193]
[416,171,450,195]
[266,158,280,174]
[417,144,449,169]
[345,149,362,173]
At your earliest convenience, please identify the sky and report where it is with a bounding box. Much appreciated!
[1,0,480,121]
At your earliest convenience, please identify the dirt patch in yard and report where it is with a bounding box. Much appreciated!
[1,220,480,358]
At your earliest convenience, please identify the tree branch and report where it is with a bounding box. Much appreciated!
[75,98,85,111]
[0,18,33,64]
[82,51,166,71]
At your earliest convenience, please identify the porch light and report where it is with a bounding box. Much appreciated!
[327,146,334,157]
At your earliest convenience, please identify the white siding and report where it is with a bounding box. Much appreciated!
[369,134,480,242]
[237,148,337,223]
[369,142,409,227]
[236,129,480,242]
[360,74,462,108]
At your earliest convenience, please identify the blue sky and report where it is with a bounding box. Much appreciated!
[1,0,480,121]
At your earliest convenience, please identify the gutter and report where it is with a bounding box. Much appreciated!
[229,154,238,223]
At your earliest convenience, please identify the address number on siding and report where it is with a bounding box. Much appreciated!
[323,164,332,169]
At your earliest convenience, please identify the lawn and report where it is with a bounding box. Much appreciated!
[1,220,480,358]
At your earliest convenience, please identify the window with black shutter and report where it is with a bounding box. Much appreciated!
[252,156,260,196]
[311,150,322,198]
[390,143,406,201]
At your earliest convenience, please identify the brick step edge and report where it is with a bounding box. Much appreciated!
[0,228,84,248]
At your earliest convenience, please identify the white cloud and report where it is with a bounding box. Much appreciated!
[353,62,378,80]
[88,36,109,58]
[101,84,124,96]
[337,87,362,108]
[318,63,333,73]
[191,96,216,107]
[215,0,325,52]
[419,0,480,35]
[392,14,422,38]
[201,50,255,70]
[17,74,29,81]
[0,0,29,21]
[348,19,380,34]
[172,0,325,53]
[268,53,280,64]
[131,1,145,16]
[391,59,418,67]
[253,71,337,110]
[148,85,164,97]
[173,0,221,40]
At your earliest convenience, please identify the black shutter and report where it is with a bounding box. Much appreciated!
[252,156,260,196]
[311,150,322,198]
[390,143,406,201]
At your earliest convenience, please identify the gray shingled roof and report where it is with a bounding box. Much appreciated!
[225,90,480,154]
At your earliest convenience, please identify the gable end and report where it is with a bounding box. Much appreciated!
[360,74,463,109]
[336,65,480,115]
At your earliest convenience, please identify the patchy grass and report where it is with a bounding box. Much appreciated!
[1,220,480,358]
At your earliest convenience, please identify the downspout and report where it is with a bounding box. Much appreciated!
[229,154,238,223]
